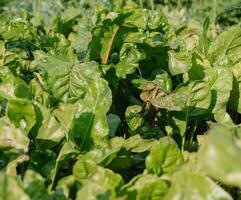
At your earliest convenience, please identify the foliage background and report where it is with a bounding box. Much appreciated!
[0,0,241,199]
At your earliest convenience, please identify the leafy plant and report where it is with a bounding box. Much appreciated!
[0,0,241,199]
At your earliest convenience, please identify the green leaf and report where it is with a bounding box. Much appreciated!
[121,174,169,200]
[31,103,64,148]
[123,9,168,32]
[87,21,120,64]
[74,160,123,200]
[146,136,183,176]
[151,68,232,120]
[208,26,241,67]
[168,50,191,76]
[57,175,76,198]
[47,141,79,191]
[1,18,37,41]
[198,125,241,188]
[229,62,241,113]
[124,135,157,153]
[101,24,120,65]
[23,169,68,200]
[0,116,29,152]
[0,66,32,99]
[0,172,30,200]
[125,105,144,133]
[39,57,112,147]
[197,17,211,56]
[73,137,125,168]
[164,171,232,200]
[154,72,172,93]
[73,159,97,181]
[187,81,212,116]
[36,112,64,148]
[30,78,51,107]
[7,99,36,134]
[53,103,76,135]
[23,170,46,199]
[39,56,86,102]
[115,44,145,78]
[204,67,233,124]
[4,154,29,176]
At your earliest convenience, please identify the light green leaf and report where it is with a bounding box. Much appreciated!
[39,56,86,102]
[164,171,232,200]
[121,174,169,200]
[7,99,36,134]
[154,72,172,93]
[48,141,79,191]
[230,62,241,113]
[124,9,168,32]
[53,103,76,134]
[57,175,76,198]
[0,116,29,152]
[1,18,37,41]
[187,81,212,116]
[198,126,241,188]
[0,66,32,99]
[124,135,157,153]
[168,50,191,76]
[5,154,29,176]
[30,78,51,107]
[31,103,65,148]
[197,17,210,56]
[204,67,233,124]
[87,21,119,64]
[73,159,98,181]
[36,113,64,148]
[115,43,145,78]
[208,26,241,67]
[39,57,112,147]
[125,105,143,132]
[0,172,30,200]
[151,67,232,120]
[146,136,183,176]
[23,170,46,199]
[74,160,123,200]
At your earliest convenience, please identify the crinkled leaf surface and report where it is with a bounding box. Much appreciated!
[146,136,183,176]
[168,50,191,76]
[0,116,29,152]
[73,159,123,200]
[39,57,112,147]
[114,44,145,78]
[121,174,169,200]
[7,99,36,134]
[204,67,233,124]
[1,1,241,199]
[208,27,241,67]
